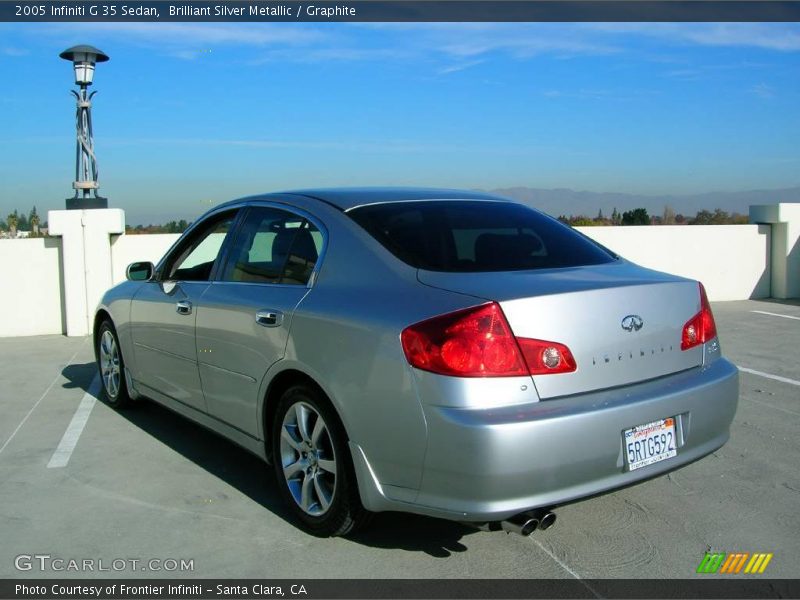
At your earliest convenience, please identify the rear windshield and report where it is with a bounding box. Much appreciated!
[348,200,616,272]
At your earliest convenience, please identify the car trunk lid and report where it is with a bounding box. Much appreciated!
[417,261,704,399]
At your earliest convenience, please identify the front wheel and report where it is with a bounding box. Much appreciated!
[272,384,370,536]
[96,321,131,408]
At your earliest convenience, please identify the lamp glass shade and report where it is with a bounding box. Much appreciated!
[72,51,98,85]
[74,63,96,85]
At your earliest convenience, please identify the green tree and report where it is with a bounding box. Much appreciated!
[621,208,650,225]
[691,208,740,225]
[730,213,749,224]
[691,209,714,225]
[711,208,731,224]
[611,207,621,225]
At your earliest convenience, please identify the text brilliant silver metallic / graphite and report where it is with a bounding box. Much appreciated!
[168,5,357,17]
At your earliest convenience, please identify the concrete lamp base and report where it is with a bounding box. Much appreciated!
[48,208,126,337]
[750,203,800,299]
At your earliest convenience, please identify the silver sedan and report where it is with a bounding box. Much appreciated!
[95,188,739,537]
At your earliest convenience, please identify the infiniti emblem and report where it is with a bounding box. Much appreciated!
[621,315,644,332]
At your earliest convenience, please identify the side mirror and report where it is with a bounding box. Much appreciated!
[126,261,155,282]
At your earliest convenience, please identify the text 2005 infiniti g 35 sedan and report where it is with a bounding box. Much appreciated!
[95,188,738,536]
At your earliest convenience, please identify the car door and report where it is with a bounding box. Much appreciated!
[129,209,239,412]
[196,205,324,437]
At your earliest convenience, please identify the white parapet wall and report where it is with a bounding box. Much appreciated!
[108,225,770,302]
[0,238,65,337]
[0,211,788,338]
[575,224,771,301]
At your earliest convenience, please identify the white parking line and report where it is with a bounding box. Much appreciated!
[530,539,603,598]
[0,340,87,458]
[738,366,800,388]
[751,310,800,321]
[47,375,100,469]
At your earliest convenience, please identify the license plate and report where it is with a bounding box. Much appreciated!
[623,417,677,471]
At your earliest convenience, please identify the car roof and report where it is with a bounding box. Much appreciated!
[276,187,512,211]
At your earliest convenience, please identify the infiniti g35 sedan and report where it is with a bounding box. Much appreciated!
[94,188,739,537]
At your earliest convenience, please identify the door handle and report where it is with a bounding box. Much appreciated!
[255,310,283,328]
[176,300,193,315]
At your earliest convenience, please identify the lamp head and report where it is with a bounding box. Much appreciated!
[59,45,109,86]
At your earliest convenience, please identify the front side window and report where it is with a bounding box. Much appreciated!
[221,207,322,285]
[165,211,237,281]
[348,200,616,272]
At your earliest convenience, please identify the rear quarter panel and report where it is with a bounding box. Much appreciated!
[282,209,484,493]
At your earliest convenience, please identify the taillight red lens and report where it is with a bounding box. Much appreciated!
[401,303,527,377]
[681,283,717,351]
[401,302,577,378]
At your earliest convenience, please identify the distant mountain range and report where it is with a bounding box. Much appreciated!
[487,186,800,219]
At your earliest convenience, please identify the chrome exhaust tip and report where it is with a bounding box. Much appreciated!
[537,511,557,531]
[464,509,556,536]
[500,514,539,536]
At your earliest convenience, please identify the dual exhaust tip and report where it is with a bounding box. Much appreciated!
[501,509,557,536]
[472,509,557,537]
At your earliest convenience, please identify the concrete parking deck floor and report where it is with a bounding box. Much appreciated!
[0,299,798,580]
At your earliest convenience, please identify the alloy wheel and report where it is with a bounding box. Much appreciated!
[99,329,121,399]
[279,401,337,516]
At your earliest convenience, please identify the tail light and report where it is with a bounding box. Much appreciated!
[517,338,577,375]
[681,283,717,351]
[401,302,577,377]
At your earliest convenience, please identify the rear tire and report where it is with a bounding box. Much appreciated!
[96,320,132,409]
[272,384,371,536]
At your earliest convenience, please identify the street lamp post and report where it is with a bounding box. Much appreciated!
[59,45,110,210]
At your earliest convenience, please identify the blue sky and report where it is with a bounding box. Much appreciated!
[1,22,799,223]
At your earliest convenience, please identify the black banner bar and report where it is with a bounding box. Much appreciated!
[4,1,800,22]
[2,579,800,600]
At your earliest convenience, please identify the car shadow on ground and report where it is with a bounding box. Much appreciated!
[348,513,473,557]
[62,361,98,391]
[62,362,478,557]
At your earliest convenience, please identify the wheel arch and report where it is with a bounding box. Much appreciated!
[261,367,348,464]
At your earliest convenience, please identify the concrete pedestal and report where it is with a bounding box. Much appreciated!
[48,208,125,337]
[750,203,800,299]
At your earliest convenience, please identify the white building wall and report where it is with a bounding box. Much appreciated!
[576,224,771,301]
[0,238,65,337]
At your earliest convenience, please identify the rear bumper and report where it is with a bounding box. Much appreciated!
[405,358,738,521]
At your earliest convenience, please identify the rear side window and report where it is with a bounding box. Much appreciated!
[348,201,615,272]
[221,207,322,285]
